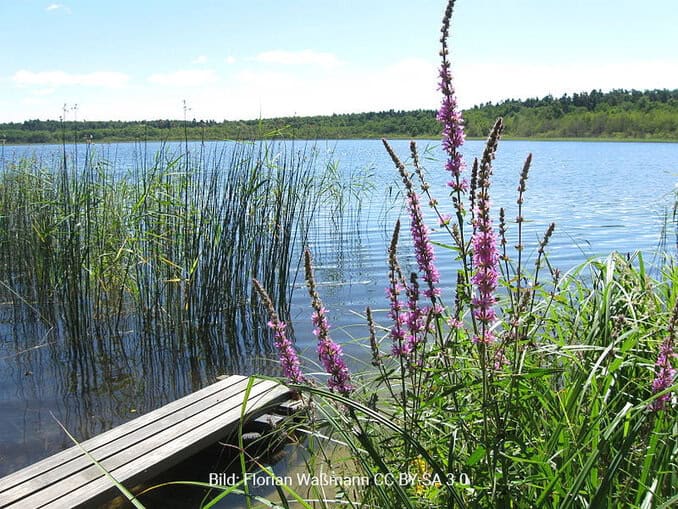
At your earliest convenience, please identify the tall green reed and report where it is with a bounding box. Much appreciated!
[0,140,325,374]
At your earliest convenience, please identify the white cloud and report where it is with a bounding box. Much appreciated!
[46,3,70,13]
[9,55,676,122]
[12,70,129,88]
[225,56,237,65]
[32,88,56,96]
[192,55,208,65]
[147,69,218,87]
[255,50,341,69]
[224,58,438,119]
[45,59,434,121]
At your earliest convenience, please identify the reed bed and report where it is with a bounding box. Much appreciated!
[0,140,327,375]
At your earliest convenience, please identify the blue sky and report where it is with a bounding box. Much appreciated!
[1,0,677,122]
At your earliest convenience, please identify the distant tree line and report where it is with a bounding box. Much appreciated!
[463,88,678,140]
[0,110,439,144]
[1,89,677,144]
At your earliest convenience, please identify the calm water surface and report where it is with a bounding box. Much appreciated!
[0,139,676,495]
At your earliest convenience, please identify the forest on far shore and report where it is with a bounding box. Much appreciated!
[1,88,677,144]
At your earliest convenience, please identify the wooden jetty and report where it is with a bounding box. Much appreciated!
[0,375,297,508]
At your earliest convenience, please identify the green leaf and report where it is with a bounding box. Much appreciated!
[51,412,146,509]
[466,446,486,467]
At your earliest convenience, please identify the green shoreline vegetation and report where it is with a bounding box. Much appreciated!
[1,88,677,144]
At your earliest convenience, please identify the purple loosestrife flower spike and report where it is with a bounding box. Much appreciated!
[650,300,678,412]
[304,249,353,395]
[471,119,504,344]
[438,0,467,191]
[404,272,430,355]
[382,139,441,301]
[408,192,441,299]
[252,279,305,384]
[387,220,408,355]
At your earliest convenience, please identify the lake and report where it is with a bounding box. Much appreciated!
[0,138,676,498]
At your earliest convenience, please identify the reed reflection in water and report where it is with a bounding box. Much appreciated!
[0,140,339,476]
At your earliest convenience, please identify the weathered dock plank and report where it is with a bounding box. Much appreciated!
[0,375,292,508]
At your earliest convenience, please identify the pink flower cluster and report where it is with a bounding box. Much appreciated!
[305,249,353,396]
[387,276,430,358]
[386,282,407,355]
[385,220,434,360]
[471,195,499,344]
[649,336,676,412]
[382,140,442,304]
[437,47,467,190]
[267,319,305,384]
[252,278,305,385]
[407,193,441,299]
[311,305,353,395]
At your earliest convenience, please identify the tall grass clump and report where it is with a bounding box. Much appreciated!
[253,1,677,507]
[0,140,327,379]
